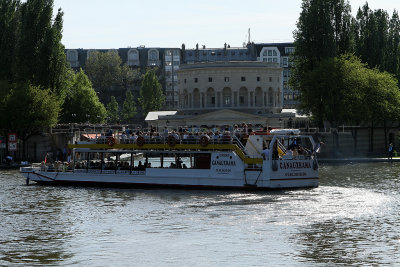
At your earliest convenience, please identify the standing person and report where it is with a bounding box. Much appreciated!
[388,143,394,161]
[261,146,270,160]
[63,146,67,161]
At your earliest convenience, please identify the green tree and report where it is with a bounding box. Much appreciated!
[138,69,165,116]
[121,90,136,123]
[385,10,400,79]
[0,0,19,81]
[354,4,389,71]
[15,0,68,99]
[291,0,354,127]
[106,96,119,123]
[61,69,106,123]
[0,81,60,143]
[85,50,140,104]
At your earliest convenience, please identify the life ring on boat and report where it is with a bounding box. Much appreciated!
[168,135,177,147]
[106,137,115,147]
[199,135,209,147]
[136,136,145,147]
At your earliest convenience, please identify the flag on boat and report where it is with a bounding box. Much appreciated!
[277,139,286,156]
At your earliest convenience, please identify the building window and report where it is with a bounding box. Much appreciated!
[269,77,272,82]
[208,77,213,82]
[257,77,260,82]
[241,77,246,81]
[194,78,198,83]
[150,50,157,60]
[211,97,215,105]
[283,70,287,77]
[224,96,231,105]
[285,47,295,54]
[268,50,272,56]
[231,52,235,56]
[283,57,288,66]
[184,79,187,84]
[224,77,229,82]
[239,96,245,104]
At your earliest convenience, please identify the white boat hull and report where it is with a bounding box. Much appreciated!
[21,163,318,190]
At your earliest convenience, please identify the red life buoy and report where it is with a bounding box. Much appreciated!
[107,137,115,146]
[168,135,177,147]
[136,136,145,147]
[199,135,209,147]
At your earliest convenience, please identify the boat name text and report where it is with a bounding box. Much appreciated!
[212,160,236,166]
[280,162,311,169]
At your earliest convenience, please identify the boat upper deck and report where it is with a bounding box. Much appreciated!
[68,128,317,165]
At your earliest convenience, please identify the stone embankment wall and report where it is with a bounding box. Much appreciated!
[317,127,397,158]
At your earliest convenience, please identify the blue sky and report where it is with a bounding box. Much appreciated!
[53,0,399,49]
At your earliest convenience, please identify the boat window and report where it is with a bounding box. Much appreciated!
[194,153,211,169]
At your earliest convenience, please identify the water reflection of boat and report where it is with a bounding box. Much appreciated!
[20,129,319,190]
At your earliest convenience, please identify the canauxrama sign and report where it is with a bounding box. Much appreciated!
[279,161,311,169]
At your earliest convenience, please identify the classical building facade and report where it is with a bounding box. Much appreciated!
[177,61,283,115]
[64,42,297,110]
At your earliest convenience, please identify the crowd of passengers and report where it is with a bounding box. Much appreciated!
[96,123,266,145]
[74,159,189,171]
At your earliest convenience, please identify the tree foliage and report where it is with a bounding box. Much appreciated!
[354,4,400,78]
[15,0,68,99]
[85,50,140,104]
[60,69,106,124]
[291,0,354,126]
[138,69,165,116]
[292,0,400,128]
[106,96,119,124]
[301,55,400,126]
[121,90,136,123]
[0,0,19,80]
[0,0,70,144]
[0,81,60,140]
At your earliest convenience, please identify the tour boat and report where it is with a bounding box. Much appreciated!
[20,129,319,190]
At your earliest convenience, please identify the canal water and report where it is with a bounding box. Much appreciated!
[1,163,399,266]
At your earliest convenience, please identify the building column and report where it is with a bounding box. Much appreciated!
[247,91,251,107]
[200,92,203,108]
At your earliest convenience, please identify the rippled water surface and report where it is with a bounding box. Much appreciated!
[1,163,400,266]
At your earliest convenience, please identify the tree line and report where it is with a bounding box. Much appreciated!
[291,0,400,151]
[0,0,165,145]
